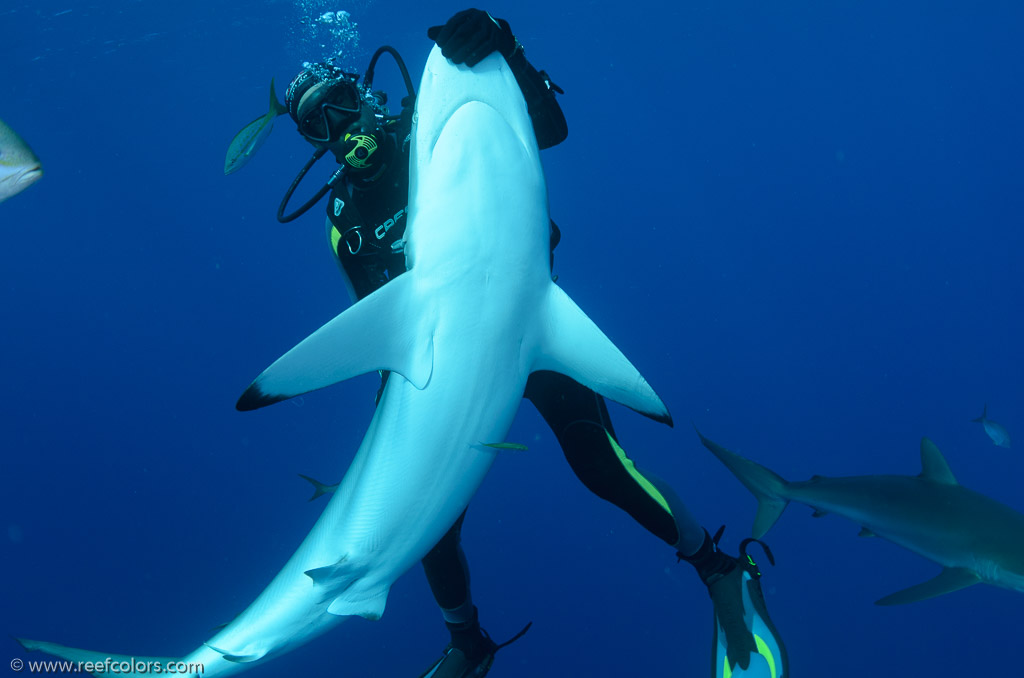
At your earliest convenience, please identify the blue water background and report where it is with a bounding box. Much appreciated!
[3,1,1022,676]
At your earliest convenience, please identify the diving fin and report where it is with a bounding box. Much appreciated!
[710,539,789,678]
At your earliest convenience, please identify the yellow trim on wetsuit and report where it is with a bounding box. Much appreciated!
[603,429,673,517]
[330,225,343,258]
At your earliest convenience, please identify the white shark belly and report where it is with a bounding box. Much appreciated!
[316,312,531,606]
[211,311,530,658]
[16,46,671,677]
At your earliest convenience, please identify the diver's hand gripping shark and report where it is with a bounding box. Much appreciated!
[17,46,671,676]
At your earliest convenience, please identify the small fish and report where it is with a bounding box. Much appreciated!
[483,442,529,451]
[224,79,287,175]
[972,404,1011,448]
[297,473,339,501]
[0,118,43,203]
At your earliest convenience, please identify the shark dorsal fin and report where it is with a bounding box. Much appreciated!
[919,437,958,485]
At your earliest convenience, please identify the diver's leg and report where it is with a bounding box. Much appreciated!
[525,371,788,676]
[418,513,499,678]
[524,371,703,550]
[421,512,476,625]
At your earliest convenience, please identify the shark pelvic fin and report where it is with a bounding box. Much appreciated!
[875,567,980,605]
[327,588,389,620]
[531,283,672,425]
[695,427,790,539]
[918,437,958,486]
[237,274,434,410]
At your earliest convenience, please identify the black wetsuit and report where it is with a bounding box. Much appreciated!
[325,50,682,613]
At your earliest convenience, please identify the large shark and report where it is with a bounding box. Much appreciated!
[697,430,1024,605]
[17,46,670,675]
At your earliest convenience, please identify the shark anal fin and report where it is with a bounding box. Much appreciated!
[875,567,980,605]
[531,283,671,425]
[237,274,434,411]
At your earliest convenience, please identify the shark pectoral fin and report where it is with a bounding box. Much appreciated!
[531,283,672,425]
[858,527,876,537]
[16,639,178,675]
[237,274,435,411]
[875,567,980,606]
[811,509,828,518]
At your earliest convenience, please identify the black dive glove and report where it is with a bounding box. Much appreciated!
[427,8,518,67]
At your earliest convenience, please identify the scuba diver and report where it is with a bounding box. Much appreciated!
[246,9,789,678]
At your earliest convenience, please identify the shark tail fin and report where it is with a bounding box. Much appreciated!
[15,638,184,677]
[695,427,790,539]
[971,403,988,423]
